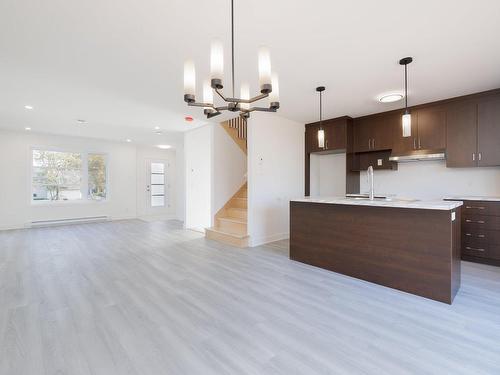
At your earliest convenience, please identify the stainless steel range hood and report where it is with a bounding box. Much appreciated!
[389,149,446,162]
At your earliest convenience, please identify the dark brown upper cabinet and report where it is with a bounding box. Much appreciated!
[305,118,347,154]
[447,95,500,168]
[446,102,477,168]
[393,106,446,155]
[415,106,447,150]
[353,115,394,152]
[478,97,500,167]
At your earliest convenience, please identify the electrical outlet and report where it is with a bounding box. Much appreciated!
[377,159,383,166]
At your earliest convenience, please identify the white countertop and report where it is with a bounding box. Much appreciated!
[444,196,500,202]
[291,196,462,210]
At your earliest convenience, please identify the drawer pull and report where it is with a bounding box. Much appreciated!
[465,206,485,210]
[465,219,485,224]
[465,246,485,252]
[465,233,486,238]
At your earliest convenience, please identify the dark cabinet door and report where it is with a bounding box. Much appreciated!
[306,124,322,153]
[371,114,395,151]
[392,110,418,155]
[478,97,500,167]
[353,118,372,152]
[446,102,477,168]
[416,106,446,150]
[325,120,346,150]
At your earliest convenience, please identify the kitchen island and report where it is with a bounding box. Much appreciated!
[290,197,463,304]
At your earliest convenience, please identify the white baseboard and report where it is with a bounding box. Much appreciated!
[249,232,289,247]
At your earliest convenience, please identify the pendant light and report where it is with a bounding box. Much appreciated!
[316,86,325,148]
[399,57,413,137]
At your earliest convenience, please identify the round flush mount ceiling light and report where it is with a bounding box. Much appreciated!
[378,93,404,103]
[24,105,34,110]
[157,145,172,149]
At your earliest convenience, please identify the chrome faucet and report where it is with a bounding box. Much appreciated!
[367,166,374,200]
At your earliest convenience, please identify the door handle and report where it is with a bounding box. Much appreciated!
[146,185,150,192]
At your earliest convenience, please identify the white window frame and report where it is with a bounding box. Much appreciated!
[29,146,109,205]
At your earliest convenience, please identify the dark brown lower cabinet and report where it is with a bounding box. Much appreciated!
[447,200,500,266]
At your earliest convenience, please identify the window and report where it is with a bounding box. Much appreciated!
[88,153,107,201]
[32,149,107,202]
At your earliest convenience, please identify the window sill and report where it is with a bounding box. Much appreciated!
[31,199,108,206]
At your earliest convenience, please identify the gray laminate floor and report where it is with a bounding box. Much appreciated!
[1,219,499,375]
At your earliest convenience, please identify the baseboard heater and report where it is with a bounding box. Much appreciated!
[29,216,110,228]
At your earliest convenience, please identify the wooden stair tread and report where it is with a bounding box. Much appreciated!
[218,217,247,224]
[206,227,248,239]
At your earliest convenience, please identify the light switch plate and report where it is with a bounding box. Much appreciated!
[377,159,383,166]
[451,212,456,221]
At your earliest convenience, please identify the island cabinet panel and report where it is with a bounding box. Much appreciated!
[446,102,478,167]
[478,97,500,167]
[290,202,461,304]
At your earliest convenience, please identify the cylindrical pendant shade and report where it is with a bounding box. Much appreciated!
[269,73,279,103]
[402,113,412,137]
[240,83,250,110]
[210,40,224,81]
[318,128,325,148]
[183,60,196,96]
[258,47,272,88]
[203,80,213,108]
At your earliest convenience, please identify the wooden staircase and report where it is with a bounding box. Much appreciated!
[206,117,248,248]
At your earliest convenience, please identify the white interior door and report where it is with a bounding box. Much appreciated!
[145,159,170,216]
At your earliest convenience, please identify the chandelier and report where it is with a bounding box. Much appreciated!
[183,0,279,119]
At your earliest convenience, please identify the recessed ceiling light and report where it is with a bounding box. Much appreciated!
[157,145,171,149]
[25,127,31,131]
[126,139,132,143]
[154,126,160,130]
[76,119,87,124]
[379,94,404,103]
[24,105,34,110]
[155,131,163,135]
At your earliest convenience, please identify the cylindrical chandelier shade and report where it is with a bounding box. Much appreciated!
[210,39,224,87]
[316,86,326,149]
[240,84,250,110]
[258,47,272,93]
[183,60,196,102]
[203,80,214,113]
[269,73,280,107]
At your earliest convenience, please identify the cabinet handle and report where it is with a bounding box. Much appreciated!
[465,246,485,252]
[465,206,485,210]
[418,137,421,149]
[368,139,371,150]
[472,153,475,161]
[372,139,375,150]
[413,138,416,149]
[477,234,486,238]
[325,140,329,149]
[478,152,482,161]
[465,219,485,224]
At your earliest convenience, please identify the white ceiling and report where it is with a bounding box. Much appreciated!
[1,0,499,144]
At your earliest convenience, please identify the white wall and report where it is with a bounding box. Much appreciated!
[360,160,500,200]
[212,123,247,219]
[310,153,346,197]
[0,130,183,230]
[0,130,137,230]
[184,125,212,231]
[247,113,304,247]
